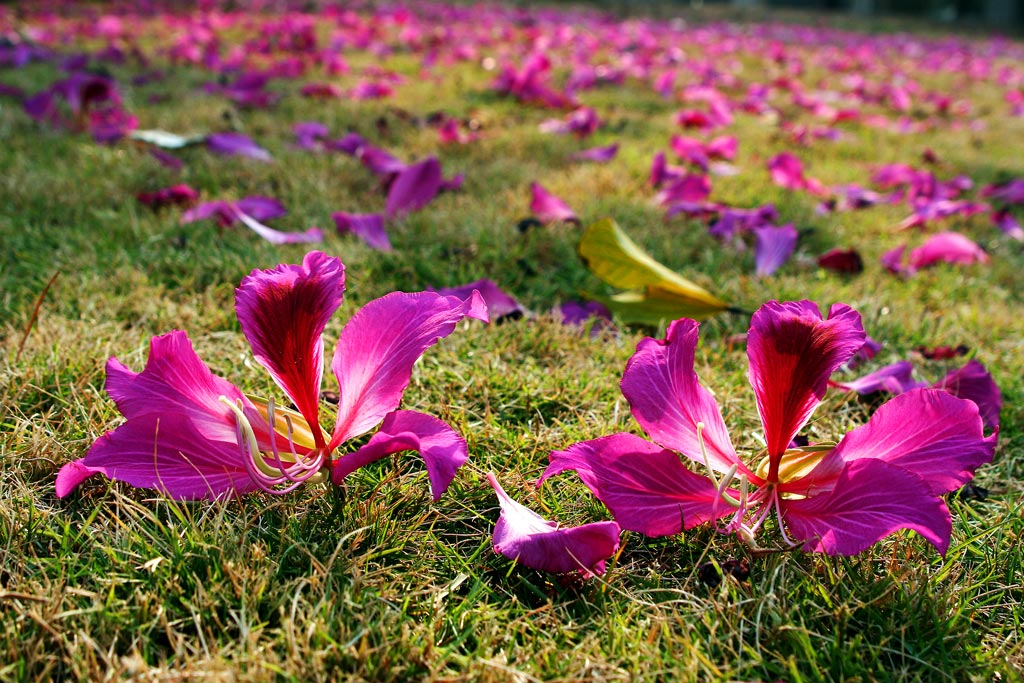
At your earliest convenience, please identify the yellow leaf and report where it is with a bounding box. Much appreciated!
[578,218,730,322]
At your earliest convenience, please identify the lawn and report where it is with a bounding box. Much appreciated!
[1,1,1022,681]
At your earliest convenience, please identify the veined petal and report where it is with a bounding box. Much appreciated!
[747,300,865,473]
[753,224,798,277]
[104,330,248,444]
[540,433,728,538]
[331,410,468,501]
[782,459,952,556]
[329,290,488,447]
[235,251,345,447]
[488,474,620,576]
[798,388,996,497]
[56,412,259,499]
[620,318,746,477]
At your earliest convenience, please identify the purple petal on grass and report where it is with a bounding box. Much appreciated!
[991,209,1024,240]
[235,251,344,444]
[329,290,488,448]
[329,132,366,155]
[440,173,465,193]
[136,184,199,209]
[753,223,798,277]
[881,244,911,276]
[332,212,391,251]
[433,279,524,321]
[569,143,619,163]
[150,148,184,170]
[206,132,272,161]
[554,301,614,337]
[832,360,926,395]
[933,359,1001,430]
[331,410,469,501]
[783,458,952,556]
[235,196,288,222]
[530,182,579,224]
[386,156,442,216]
[540,433,728,537]
[232,207,323,245]
[620,318,744,476]
[488,473,620,576]
[747,301,865,461]
[358,144,406,179]
[294,121,330,150]
[806,389,997,497]
[908,231,990,269]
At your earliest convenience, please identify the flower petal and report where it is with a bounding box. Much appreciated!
[908,231,989,269]
[385,156,442,216]
[104,331,248,444]
[832,360,926,395]
[933,359,1001,430]
[488,473,620,576]
[331,410,468,501]
[782,459,952,556]
[753,223,798,277]
[747,300,865,466]
[206,132,272,161]
[57,412,258,500]
[332,212,391,251]
[232,208,323,245]
[620,318,745,476]
[540,433,727,537]
[530,182,579,224]
[329,290,488,447]
[800,388,996,497]
[432,279,525,322]
[235,251,345,446]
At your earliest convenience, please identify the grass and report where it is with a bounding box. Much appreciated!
[1,1,1023,680]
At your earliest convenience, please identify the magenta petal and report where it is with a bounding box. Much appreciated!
[753,224,798,277]
[235,196,288,222]
[332,212,391,251]
[933,359,1001,430]
[329,290,489,447]
[232,208,323,245]
[832,360,926,395]
[331,410,468,501]
[805,389,996,497]
[620,319,745,476]
[782,459,952,556]
[104,331,248,442]
[747,301,865,462]
[59,412,258,500]
[432,279,524,321]
[385,156,442,216]
[235,252,345,445]
[908,231,990,269]
[488,474,620,576]
[530,182,579,224]
[206,132,272,161]
[569,143,619,163]
[540,433,727,537]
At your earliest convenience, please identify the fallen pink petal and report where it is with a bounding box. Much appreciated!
[488,474,620,576]
[530,182,579,225]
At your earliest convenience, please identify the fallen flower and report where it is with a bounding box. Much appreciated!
[817,248,864,274]
[569,143,619,164]
[541,301,995,555]
[57,252,488,500]
[136,184,199,210]
[488,473,620,576]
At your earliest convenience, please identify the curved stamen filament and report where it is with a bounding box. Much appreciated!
[220,396,325,493]
[697,422,744,509]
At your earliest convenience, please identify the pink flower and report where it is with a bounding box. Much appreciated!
[57,252,488,500]
[541,301,995,555]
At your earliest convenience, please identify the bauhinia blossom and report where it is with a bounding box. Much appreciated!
[541,301,996,555]
[57,251,488,500]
